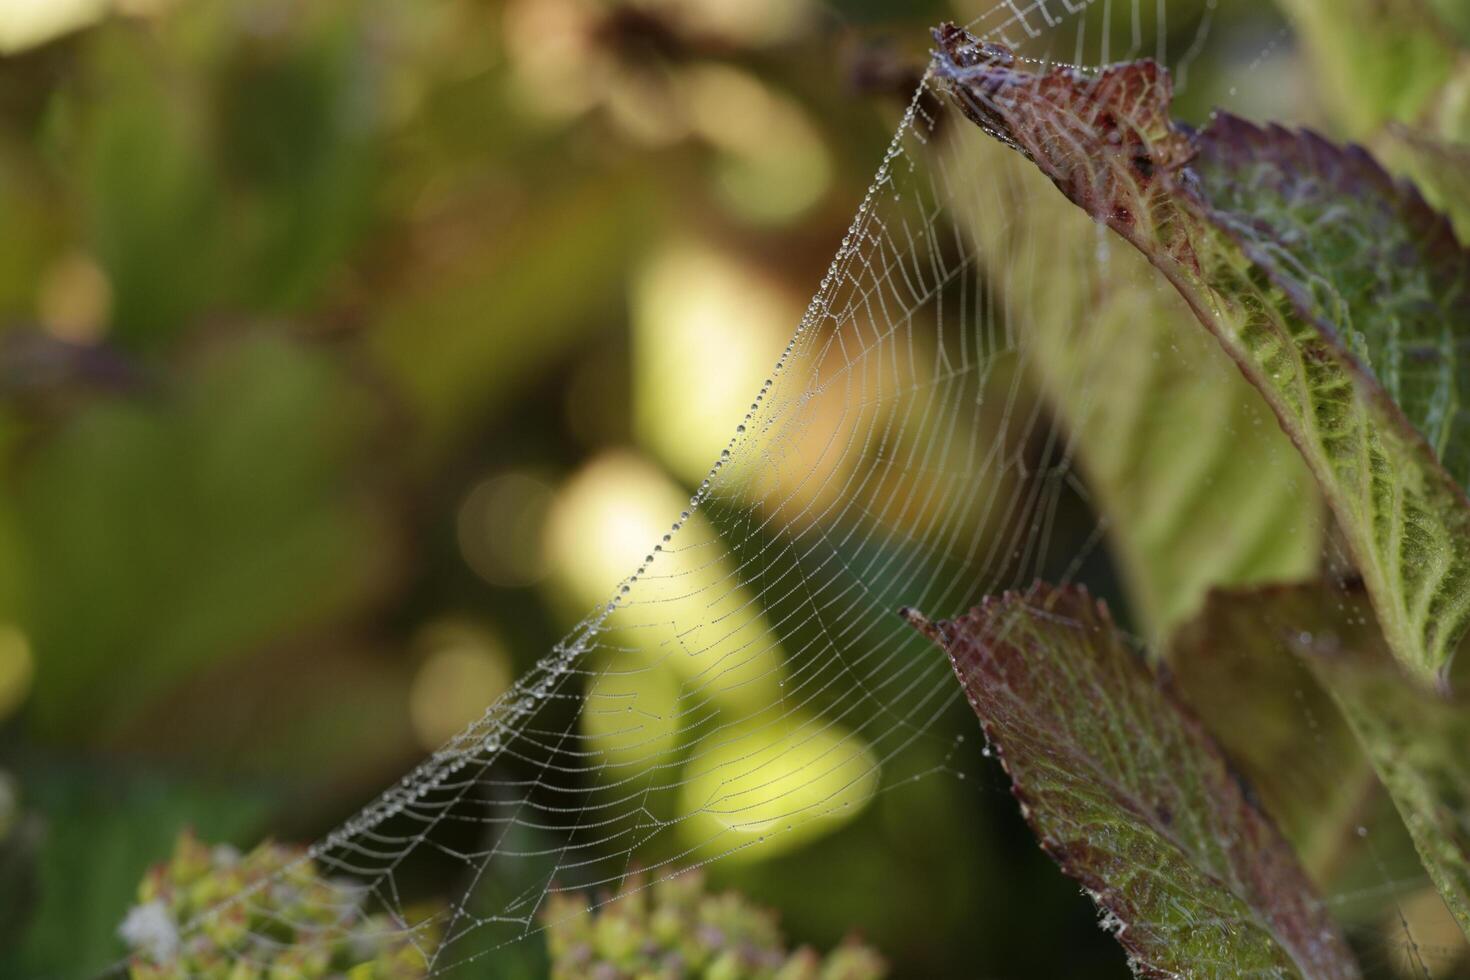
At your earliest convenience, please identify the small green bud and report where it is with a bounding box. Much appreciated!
[119,830,437,979]
[542,869,886,980]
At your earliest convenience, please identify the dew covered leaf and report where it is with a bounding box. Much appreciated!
[950,133,1322,646]
[932,27,1470,686]
[904,585,1359,979]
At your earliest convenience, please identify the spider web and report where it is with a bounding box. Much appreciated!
[141,1,1464,976]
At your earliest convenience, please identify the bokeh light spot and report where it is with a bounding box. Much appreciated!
[633,242,795,485]
[0,0,107,53]
[677,715,879,862]
[0,625,33,722]
[37,251,112,345]
[408,620,514,751]
[458,470,554,588]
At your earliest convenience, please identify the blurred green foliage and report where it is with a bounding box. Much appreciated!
[22,332,392,737]
[0,0,1444,976]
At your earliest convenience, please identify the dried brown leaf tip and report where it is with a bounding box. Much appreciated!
[931,23,1195,229]
[896,605,941,642]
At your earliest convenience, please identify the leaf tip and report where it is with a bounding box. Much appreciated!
[931,22,1016,71]
[898,605,942,641]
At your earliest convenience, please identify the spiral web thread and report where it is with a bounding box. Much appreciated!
[150,1,1460,976]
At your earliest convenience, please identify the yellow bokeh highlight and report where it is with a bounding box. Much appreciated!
[0,625,33,722]
[650,0,813,48]
[579,651,681,772]
[543,446,885,861]
[633,238,1015,552]
[684,63,831,222]
[37,251,112,345]
[501,0,818,157]
[0,0,106,53]
[544,450,784,713]
[457,470,554,588]
[633,241,795,487]
[677,715,879,862]
[408,620,513,750]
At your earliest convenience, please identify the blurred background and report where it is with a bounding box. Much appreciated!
[0,0,1368,976]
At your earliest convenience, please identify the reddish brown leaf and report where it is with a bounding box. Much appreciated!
[905,585,1358,978]
[931,24,1470,689]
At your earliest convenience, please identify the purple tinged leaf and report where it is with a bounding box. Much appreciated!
[931,25,1470,689]
[905,586,1359,979]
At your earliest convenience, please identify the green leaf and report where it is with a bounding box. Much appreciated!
[932,27,1470,687]
[1292,586,1470,939]
[1379,59,1470,245]
[1169,586,1372,885]
[1272,0,1461,137]
[903,585,1359,978]
[951,134,1322,645]
[1279,1,1470,243]
[77,32,222,349]
[18,331,393,739]
[1426,0,1470,44]
[8,768,273,978]
[1169,581,1470,943]
[210,6,385,313]
[1382,126,1470,247]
